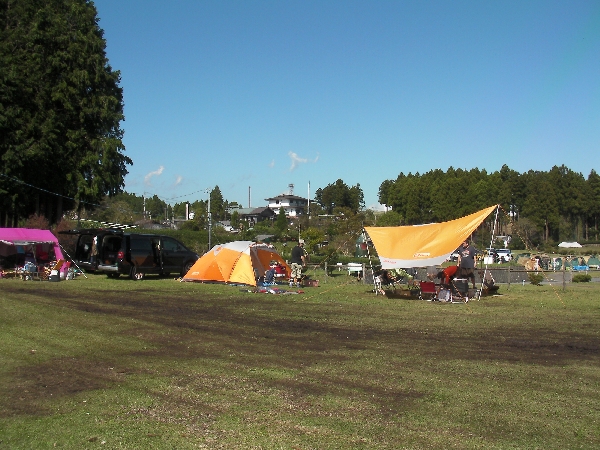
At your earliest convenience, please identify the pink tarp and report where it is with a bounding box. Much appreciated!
[0,228,64,262]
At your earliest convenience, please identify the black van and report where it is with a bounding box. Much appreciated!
[62,229,198,279]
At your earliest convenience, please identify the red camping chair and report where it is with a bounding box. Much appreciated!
[418,281,437,300]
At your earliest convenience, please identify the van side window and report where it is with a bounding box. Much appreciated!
[161,238,180,252]
[130,237,152,252]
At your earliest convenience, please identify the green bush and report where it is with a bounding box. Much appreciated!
[528,273,544,285]
[572,273,592,283]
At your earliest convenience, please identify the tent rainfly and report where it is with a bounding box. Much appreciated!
[182,241,289,286]
[365,205,498,269]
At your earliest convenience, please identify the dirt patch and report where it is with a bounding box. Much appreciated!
[1,357,135,417]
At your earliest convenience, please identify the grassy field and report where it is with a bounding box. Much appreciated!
[1,271,599,449]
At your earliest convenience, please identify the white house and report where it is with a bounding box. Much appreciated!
[265,194,308,217]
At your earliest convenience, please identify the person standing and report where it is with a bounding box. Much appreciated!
[289,239,306,288]
[90,235,98,266]
[457,239,477,289]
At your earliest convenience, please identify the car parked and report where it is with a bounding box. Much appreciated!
[61,229,199,279]
[495,248,513,262]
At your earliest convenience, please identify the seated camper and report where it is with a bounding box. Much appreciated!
[264,263,277,285]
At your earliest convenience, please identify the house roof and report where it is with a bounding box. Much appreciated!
[265,194,307,202]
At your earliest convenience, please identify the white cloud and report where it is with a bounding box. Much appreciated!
[288,151,319,171]
[174,175,183,186]
[268,159,275,168]
[144,166,164,185]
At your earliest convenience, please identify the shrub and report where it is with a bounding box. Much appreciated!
[572,274,592,283]
[528,273,544,285]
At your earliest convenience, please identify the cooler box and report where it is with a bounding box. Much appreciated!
[49,269,61,282]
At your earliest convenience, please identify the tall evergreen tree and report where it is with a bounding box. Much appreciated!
[209,186,225,221]
[0,0,131,225]
[587,170,600,240]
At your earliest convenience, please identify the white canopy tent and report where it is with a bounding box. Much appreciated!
[558,242,582,248]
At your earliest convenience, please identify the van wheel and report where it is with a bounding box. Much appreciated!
[182,261,194,277]
[130,266,144,280]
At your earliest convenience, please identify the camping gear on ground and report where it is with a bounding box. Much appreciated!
[438,289,451,302]
[47,259,65,282]
[182,241,289,287]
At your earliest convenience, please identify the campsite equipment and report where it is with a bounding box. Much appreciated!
[182,241,290,287]
[438,289,451,302]
[452,279,469,294]
[364,205,497,269]
[0,228,66,278]
[364,205,499,300]
[418,281,437,300]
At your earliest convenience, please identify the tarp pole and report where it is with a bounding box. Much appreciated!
[59,244,88,279]
[363,229,378,293]
[479,205,500,300]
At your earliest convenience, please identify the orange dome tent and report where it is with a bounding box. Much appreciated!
[182,241,289,286]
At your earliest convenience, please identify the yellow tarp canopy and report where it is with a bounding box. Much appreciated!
[365,205,498,269]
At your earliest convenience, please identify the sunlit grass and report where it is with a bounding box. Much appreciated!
[1,272,599,448]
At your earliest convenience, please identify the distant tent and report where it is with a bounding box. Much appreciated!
[182,241,289,286]
[364,205,498,269]
[558,242,582,248]
[587,256,600,269]
[355,233,369,257]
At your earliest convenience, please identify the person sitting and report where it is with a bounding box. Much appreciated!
[379,270,397,286]
[264,262,277,285]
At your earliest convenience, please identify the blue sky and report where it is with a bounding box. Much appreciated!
[93,0,600,210]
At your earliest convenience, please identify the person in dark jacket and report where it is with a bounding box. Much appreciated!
[289,240,306,288]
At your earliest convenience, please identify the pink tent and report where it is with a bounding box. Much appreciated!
[0,228,65,267]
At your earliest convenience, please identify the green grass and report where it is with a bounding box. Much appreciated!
[1,271,599,449]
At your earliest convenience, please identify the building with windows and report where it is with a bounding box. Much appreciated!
[234,207,277,226]
[265,194,308,217]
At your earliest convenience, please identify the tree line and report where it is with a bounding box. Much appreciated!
[378,164,600,245]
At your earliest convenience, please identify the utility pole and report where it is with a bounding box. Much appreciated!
[208,192,212,250]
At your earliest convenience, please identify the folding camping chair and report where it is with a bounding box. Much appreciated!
[418,281,438,300]
[450,278,470,303]
[41,259,65,281]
